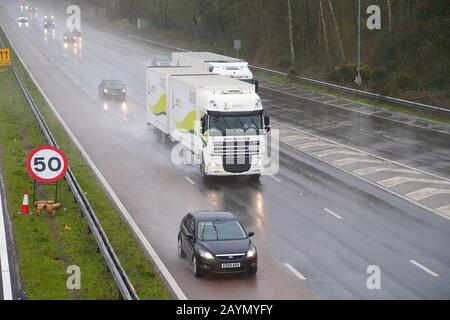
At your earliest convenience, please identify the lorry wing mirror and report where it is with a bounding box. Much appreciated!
[254,79,259,93]
[264,116,271,132]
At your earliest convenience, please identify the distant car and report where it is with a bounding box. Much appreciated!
[63,31,78,45]
[151,55,171,66]
[43,16,55,32]
[20,2,28,11]
[71,28,82,41]
[28,7,38,17]
[18,15,29,26]
[178,211,258,277]
[98,80,127,101]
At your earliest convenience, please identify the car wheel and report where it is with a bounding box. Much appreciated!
[248,266,257,276]
[177,237,185,258]
[249,174,261,181]
[192,255,202,277]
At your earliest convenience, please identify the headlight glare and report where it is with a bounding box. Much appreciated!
[246,244,256,258]
[199,249,214,260]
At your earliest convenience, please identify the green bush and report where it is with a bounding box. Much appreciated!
[422,63,450,90]
[368,66,388,92]
[277,56,291,70]
[327,63,372,85]
[385,72,422,92]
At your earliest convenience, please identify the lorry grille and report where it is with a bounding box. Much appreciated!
[213,140,260,173]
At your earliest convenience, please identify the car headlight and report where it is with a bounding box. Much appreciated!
[199,249,214,260]
[246,244,256,258]
[103,89,108,93]
[122,88,126,93]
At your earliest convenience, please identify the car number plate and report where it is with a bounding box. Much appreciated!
[221,263,240,268]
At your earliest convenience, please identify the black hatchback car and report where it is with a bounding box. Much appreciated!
[178,211,257,277]
[98,80,127,101]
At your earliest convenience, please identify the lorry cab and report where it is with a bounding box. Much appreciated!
[169,75,269,177]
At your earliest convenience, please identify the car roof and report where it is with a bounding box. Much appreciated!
[189,211,237,221]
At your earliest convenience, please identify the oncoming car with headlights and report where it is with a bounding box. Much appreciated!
[178,211,258,277]
[98,80,127,102]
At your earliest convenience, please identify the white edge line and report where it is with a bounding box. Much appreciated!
[0,181,13,300]
[323,208,343,220]
[284,263,306,280]
[409,260,439,277]
[3,28,187,300]
[269,175,281,183]
[272,121,450,221]
[185,177,196,185]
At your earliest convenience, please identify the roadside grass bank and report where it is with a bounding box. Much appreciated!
[253,70,450,125]
[0,29,170,299]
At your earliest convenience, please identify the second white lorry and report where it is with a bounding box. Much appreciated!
[172,52,259,92]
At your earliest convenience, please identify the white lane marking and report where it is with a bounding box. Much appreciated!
[409,260,439,277]
[353,167,418,176]
[378,177,450,189]
[0,181,13,300]
[436,204,450,216]
[271,120,450,183]
[297,142,335,149]
[406,188,450,201]
[271,120,450,221]
[333,158,384,166]
[6,38,187,300]
[269,175,281,183]
[262,86,450,136]
[314,149,363,158]
[284,263,306,280]
[185,177,196,185]
[281,135,316,143]
[323,208,343,220]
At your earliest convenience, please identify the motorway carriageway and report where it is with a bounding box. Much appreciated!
[1,0,449,299]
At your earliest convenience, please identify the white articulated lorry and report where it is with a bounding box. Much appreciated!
[172,52,259,92]
[147,66,270,178]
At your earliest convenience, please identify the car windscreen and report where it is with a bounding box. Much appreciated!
[197,220,247,241]
[104,80,123,87]
[209,113,262,136]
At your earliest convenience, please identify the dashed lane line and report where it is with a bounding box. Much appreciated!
[409,260,439,277]
[323,208,343,220]
[284,263,306,280]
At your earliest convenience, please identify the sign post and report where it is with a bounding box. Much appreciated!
[26,146,68,210]
[234,40,241,59]
[0,48,11,70]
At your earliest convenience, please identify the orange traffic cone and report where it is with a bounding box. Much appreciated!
[20,189,30,215]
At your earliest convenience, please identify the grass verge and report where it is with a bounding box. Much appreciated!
[0,29,170,299]
[254,70,450,125]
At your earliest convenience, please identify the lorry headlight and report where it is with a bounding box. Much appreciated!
[246,244,256,258]
[255,98,262,108]
[199,249,214,260]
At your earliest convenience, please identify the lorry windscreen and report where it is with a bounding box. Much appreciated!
[208,113,263,136]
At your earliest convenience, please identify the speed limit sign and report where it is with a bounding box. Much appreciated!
[26,146,68,183]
